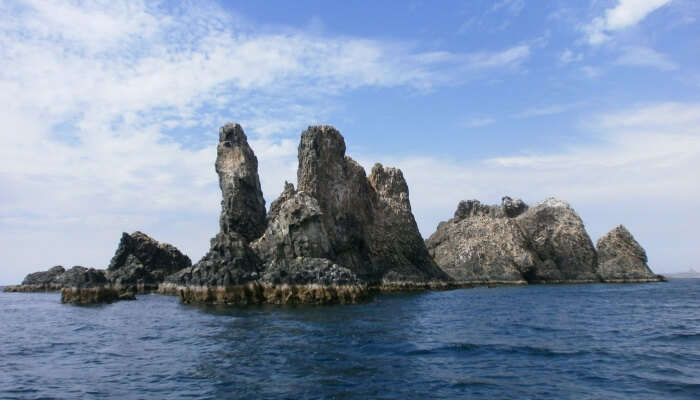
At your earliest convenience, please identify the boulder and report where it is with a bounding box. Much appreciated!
[107,231,191,292]
[597,225,663,282]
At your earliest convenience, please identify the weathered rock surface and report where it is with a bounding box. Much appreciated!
[167,123,450,304]
[3,265,67,292]
[427,197,600,284]
[597,225,663,282]
[58,266,134,304]
[517,198,599,283]
[216,123,267,241]
[108,231,191,292]
[292,126,449,285]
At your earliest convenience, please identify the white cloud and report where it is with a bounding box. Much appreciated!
[584,0,672,45]
[0,0,532,283]
[559,48,583,64]
[462,117,496,128]
[614,46,678,70]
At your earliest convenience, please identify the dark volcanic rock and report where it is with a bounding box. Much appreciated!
[216,123,267,241]
[597,225,663,282]
[108,231,191,292]
[3,265,67,292]
[427,197,600,284]
[59,266,133,304]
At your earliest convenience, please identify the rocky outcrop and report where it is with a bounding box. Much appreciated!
[161,124,267,299]
[60,266,130,305]
[3,265,67,292]
[216,123,267,241]
[107,231,191,292]
[59,266,134,304]
[292,126,449,285]
[427,197,600,284]
[4,265,135,304]
[597,225,663,282]
[517,198,599,283]
[165,123,450,305]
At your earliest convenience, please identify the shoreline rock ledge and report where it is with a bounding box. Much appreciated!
[160,123,452,304]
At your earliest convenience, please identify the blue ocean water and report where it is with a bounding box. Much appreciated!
[1,280,699,399]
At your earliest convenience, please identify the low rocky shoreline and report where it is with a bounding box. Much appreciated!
[3,123,664,305]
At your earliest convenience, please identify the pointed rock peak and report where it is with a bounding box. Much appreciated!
[299,125,346,161]
[369,163,409,197]
[219,122,248,145]
[502,196,528,218]
[215,122,266,241]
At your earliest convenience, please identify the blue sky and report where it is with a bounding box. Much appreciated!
[1,0,699,283]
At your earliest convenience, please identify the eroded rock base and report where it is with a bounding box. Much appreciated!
[60,287,135,305]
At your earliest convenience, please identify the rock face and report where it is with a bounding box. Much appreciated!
[517,198,599,283]
[292,126,448,285]
[426,197,599,284]
[165,124,450,304]
[597,225,663,282]
[107,231,191,292]
[216,123,267,241]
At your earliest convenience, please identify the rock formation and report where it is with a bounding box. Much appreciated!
[163,124,450,305]
[426,197,600,284]
[60,266,133,304]
[597,225,663,282]
[107,231,191,292]
[3,265,67,292]
[517,198,599,283]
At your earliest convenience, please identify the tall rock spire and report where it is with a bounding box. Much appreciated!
[216,123,266,242]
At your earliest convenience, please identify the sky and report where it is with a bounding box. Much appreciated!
[1,0,699,284]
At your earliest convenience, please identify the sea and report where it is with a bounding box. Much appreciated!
[1,280,699,399]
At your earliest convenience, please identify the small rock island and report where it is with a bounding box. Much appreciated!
[3,123,664,305]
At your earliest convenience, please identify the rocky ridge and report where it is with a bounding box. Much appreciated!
[426,197,662,284]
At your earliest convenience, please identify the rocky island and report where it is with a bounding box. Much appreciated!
[3,123,664,305]
[426,197,663,284]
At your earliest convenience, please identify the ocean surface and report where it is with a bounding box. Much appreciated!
[1,280,699,399]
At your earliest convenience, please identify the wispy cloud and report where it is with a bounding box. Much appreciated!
[514,102,584,118]
[614,45,678,70]
[583,0,672,45]
[462,117,496,128]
